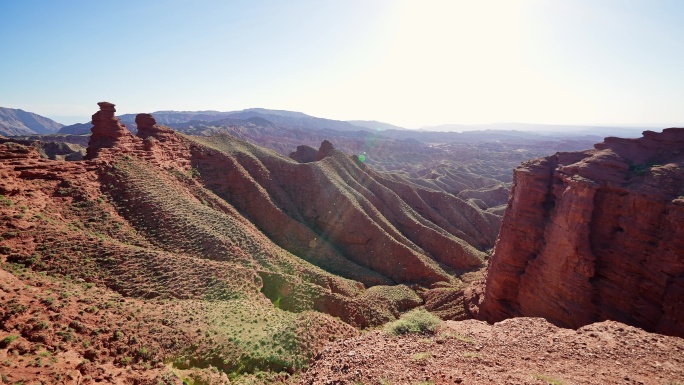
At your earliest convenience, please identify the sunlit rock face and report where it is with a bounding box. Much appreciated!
[85,102,137,159]
[477,128,684,337]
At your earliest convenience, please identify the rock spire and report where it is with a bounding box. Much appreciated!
[85,102,136,159]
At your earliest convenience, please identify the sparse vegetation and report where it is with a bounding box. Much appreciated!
[629,162,662,177]
[532,373,564,385]
[463,352,481,358]
[436,331,475,344]
[411,352,431,360]
[384,309,441,336]
[0,335,19,348]
[0,194,14,206]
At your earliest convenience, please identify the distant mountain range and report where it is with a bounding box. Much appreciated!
[0,107,63,136]
[419,122,651,138]
[2,104,664,140]
[347,120,409,131]
[55,108,404,135]
[117,108,382,133]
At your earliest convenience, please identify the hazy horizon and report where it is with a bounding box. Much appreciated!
[2,0,683,129]
[38,111,672,133]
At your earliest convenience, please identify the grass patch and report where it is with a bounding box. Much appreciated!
[411,352,431,360]
[436,331,474,344]
[0,195,14,206]
[532,373,564,385]
[0,335,19,348]
[384,309,441,336]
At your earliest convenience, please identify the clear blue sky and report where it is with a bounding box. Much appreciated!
[1,0,683,127]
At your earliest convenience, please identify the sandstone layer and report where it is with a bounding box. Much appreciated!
[85,102,137,159]
[475,128,684,337]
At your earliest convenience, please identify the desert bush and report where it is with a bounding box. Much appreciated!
[0,195,13,206]
[0,335,19,348]
[384,309,441,336]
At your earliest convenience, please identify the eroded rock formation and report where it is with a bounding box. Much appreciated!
[135,113,172,139]
[475,128,684,337]
[315,139,335,161]
[289,144,318,163]
[85,102,137,159]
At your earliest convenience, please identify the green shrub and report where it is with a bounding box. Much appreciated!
[0,195,13,206]
[384,309,441,336]
[0,334,19,348]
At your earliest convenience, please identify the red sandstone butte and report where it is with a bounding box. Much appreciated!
[476,128,684,337]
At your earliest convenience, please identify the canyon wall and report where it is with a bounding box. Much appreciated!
[476,128,684,337]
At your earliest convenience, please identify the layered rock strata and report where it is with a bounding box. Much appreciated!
[477,128,684,337]
[135,113,173,138]
[78,101,496,292]
[85,102,137,159]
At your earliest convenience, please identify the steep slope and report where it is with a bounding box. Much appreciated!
[473,128,684,337]
[57,122,92,135]
[189,136,495,286]
[0,107,64,135]
[0,111,384,383]
[0,101,507,383]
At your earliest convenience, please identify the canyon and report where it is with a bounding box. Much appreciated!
[0,102,682,384]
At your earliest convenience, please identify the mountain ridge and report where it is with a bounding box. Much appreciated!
[0,107,64,136]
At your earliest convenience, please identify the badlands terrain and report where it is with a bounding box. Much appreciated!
[0,103,682,384]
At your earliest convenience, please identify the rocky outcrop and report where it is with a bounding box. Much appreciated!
[289,144,318,163]
[476,128,684,337]
[315,139,335,161]
[85,102,138,159]
[135,113,173,139]
[82,104,191,169]
[134,113,191,169]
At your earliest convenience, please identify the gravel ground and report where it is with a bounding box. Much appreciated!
[299,317,684,385]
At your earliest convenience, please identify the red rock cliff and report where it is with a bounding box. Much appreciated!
[476,128,684,337]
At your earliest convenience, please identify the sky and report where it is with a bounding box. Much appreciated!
[1,0,683,128]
